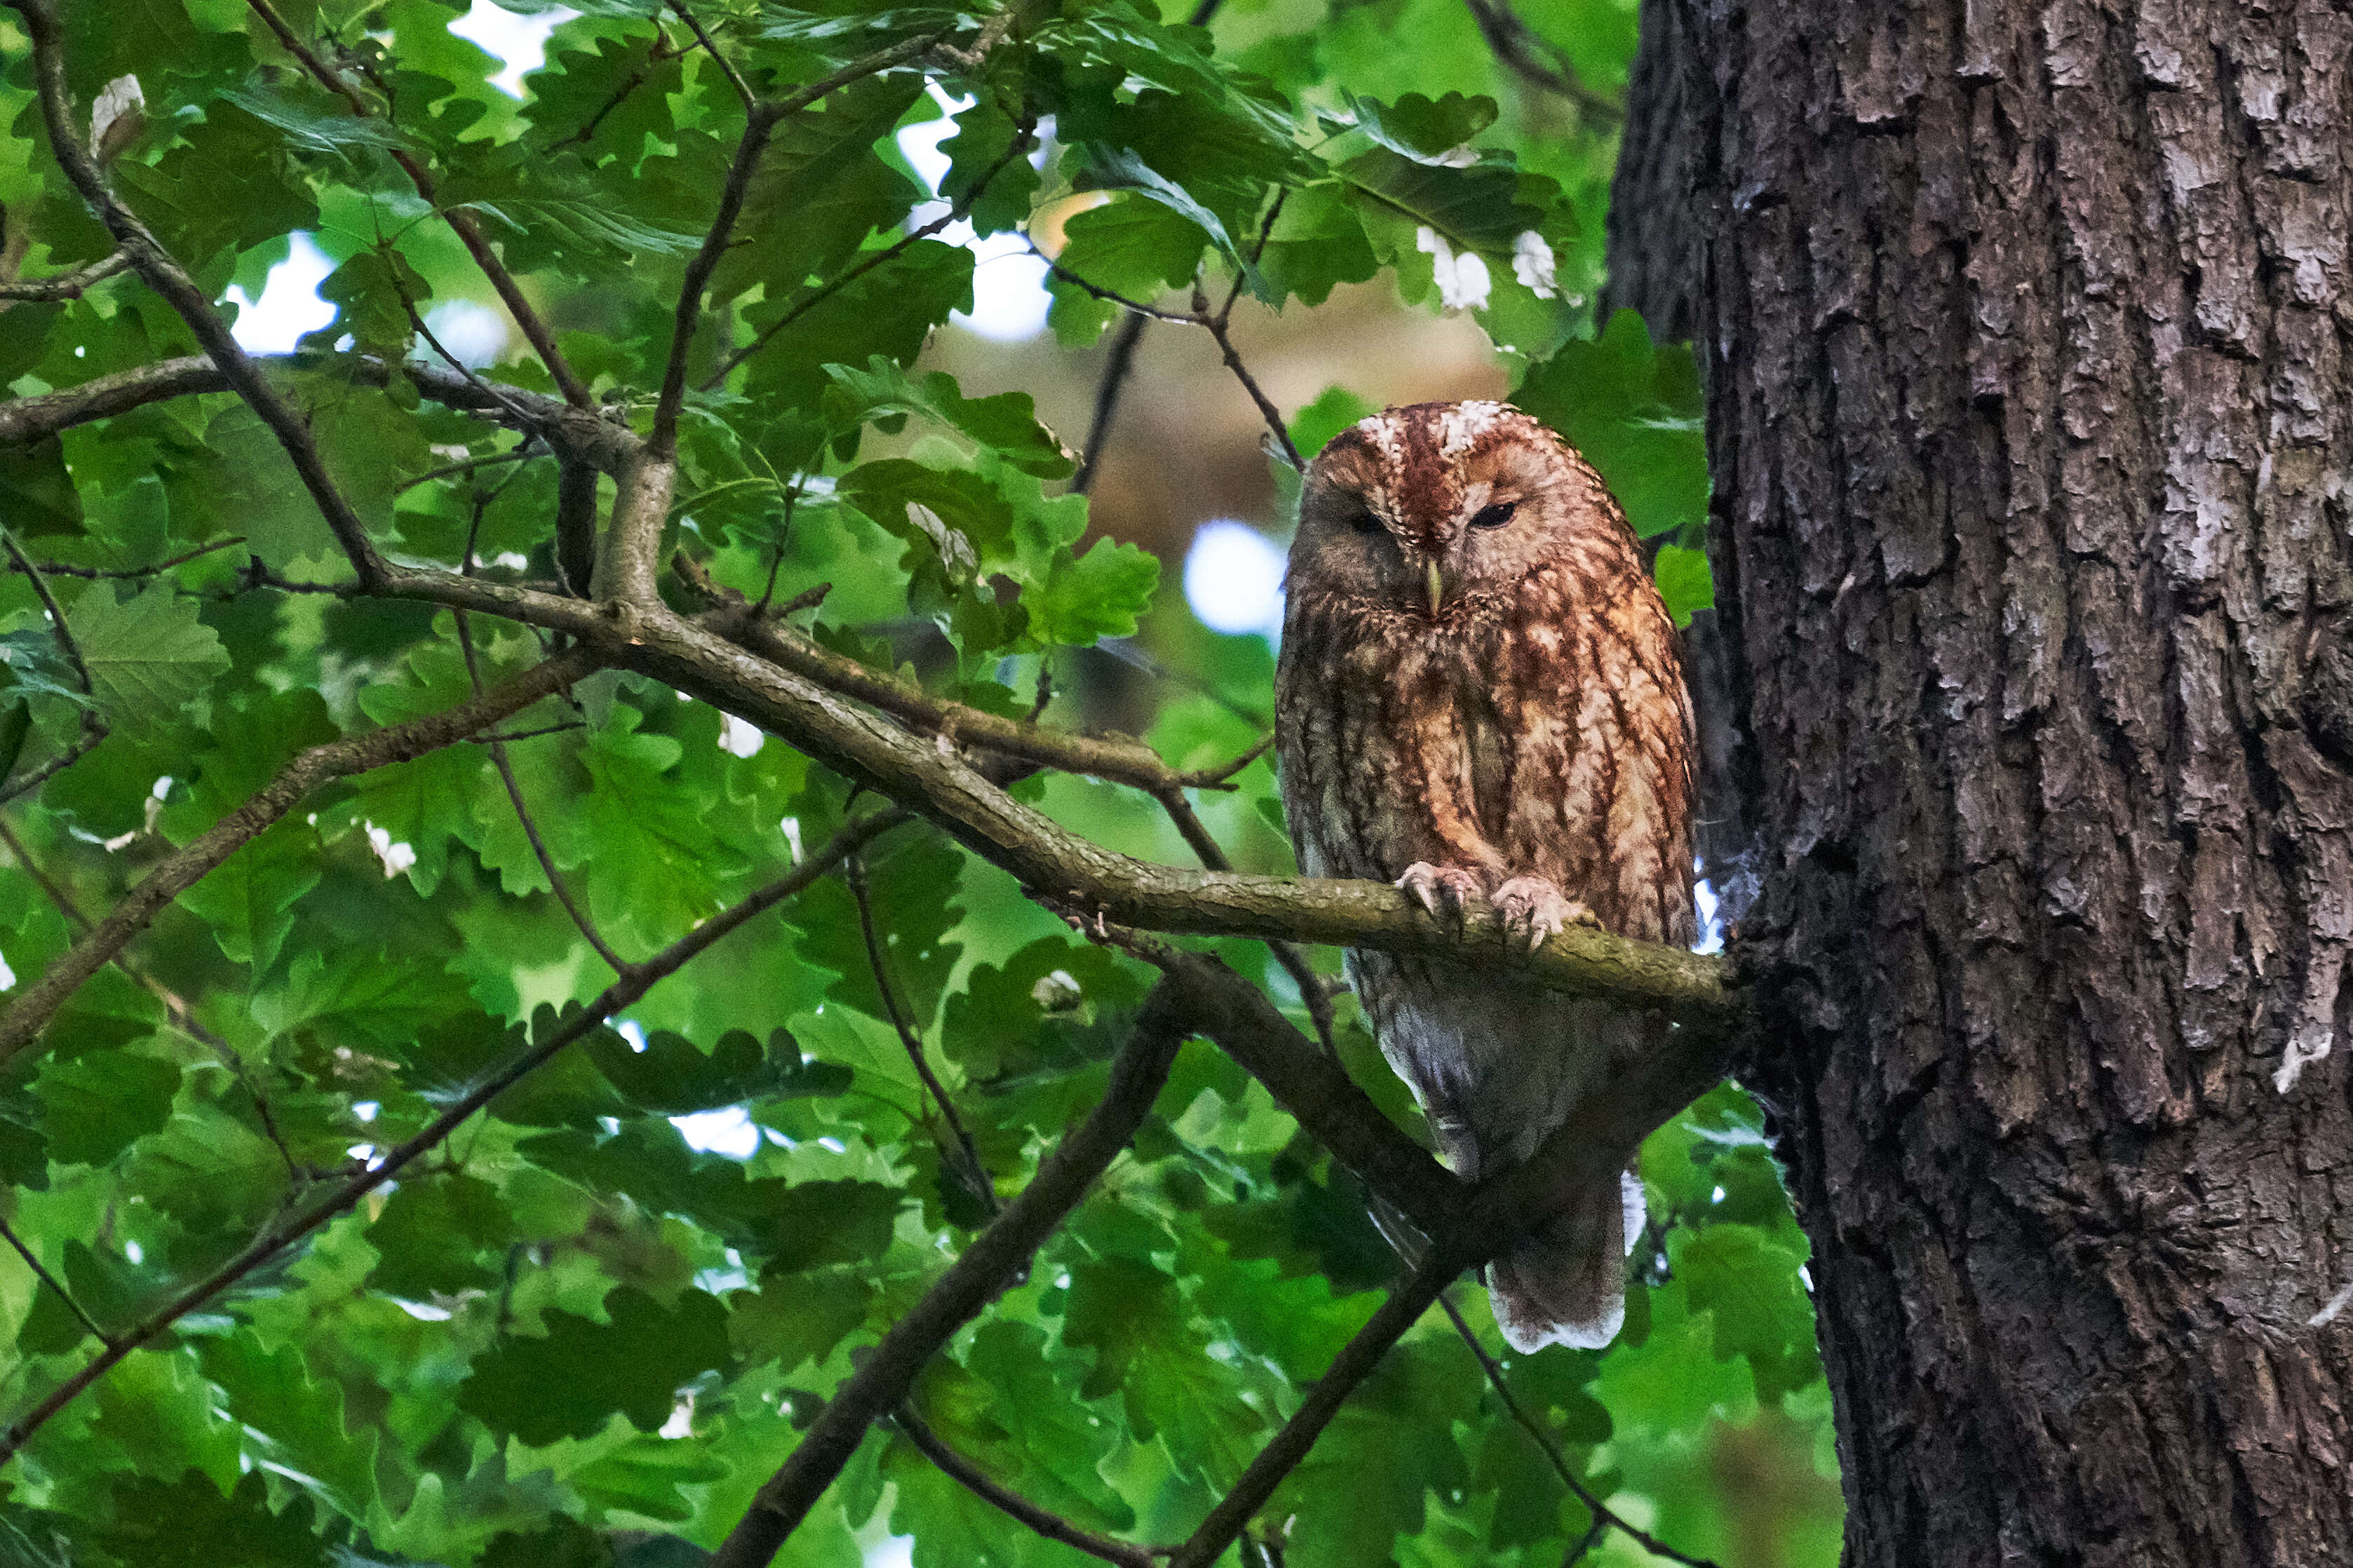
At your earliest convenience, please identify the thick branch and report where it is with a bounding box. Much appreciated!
[12,0,391,585]
[0,649,597,1069]
[711,980,1191,1568]
[892,1411,1162,1568]
[0,808,910,1467]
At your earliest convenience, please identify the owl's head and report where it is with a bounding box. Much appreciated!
[1287,400,1627,618]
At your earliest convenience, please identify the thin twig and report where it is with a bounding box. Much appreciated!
[1193,282,1302,471]
[652,92,779,457]
[465,720,586,745]
[0,813,86,931]
[0,1213,109,1346]
[5,536,246,580]
[1030,248,1198,322]
[0,526,93,701]
[456,611,626,973]
[1166,1252,1461,1568]
[666,0,754,114]
[0,249,128,300]
[892,1409,1164,1568]
[703,117,1036,390]
[1459,0,1624,122]
[396,447,534,497]
[0,808,913,1467]
[847,846,997,1215]
[243,0,592,405]
[710,982,1192,1568]
[1070,311,1147,496]
[553,24,695,149]
[1436,1290,1721,1568]
[0,522,107,805]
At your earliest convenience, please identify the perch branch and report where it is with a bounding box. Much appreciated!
[0,807,911,1468]
[341,567,1739,1042]
[711,981,1192,1568]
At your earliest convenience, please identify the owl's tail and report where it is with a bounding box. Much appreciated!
[1486,1168,1645,1353]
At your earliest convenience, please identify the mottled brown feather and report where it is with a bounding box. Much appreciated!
[1274,401,1696,1351]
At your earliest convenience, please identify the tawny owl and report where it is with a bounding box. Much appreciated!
[1274,401,1696,1352]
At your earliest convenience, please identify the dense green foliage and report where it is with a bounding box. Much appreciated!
[0,0,1828,1563]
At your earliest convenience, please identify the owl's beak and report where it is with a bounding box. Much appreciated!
[1425,558,1445,616]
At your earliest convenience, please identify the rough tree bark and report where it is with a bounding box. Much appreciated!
[1607,1,2353,1564]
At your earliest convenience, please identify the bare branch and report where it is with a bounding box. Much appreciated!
[711,981,1192,1568]
[0,353,632,480]
[0,649,598,1070]
[673,554,1267,795]
[11,0,392,585]
[0,806,912,1466]
[1167,1252,1460,1568]
[243,0,593,406]
[0,248,128,301]
[847,845,997,1215]
[892,1410,1164,1568]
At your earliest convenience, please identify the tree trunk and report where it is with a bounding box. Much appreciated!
[1607,2,2353,1564]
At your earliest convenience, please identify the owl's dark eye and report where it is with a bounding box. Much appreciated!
[1347,508,1384,535]
[1469,501,1518,530]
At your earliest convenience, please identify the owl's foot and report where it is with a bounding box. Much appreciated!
[1397,862,1482,919]
[1493,875,1598,952]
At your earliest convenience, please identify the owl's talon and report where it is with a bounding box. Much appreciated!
[1493,875,1593,952]
[1397,862,1481,920]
